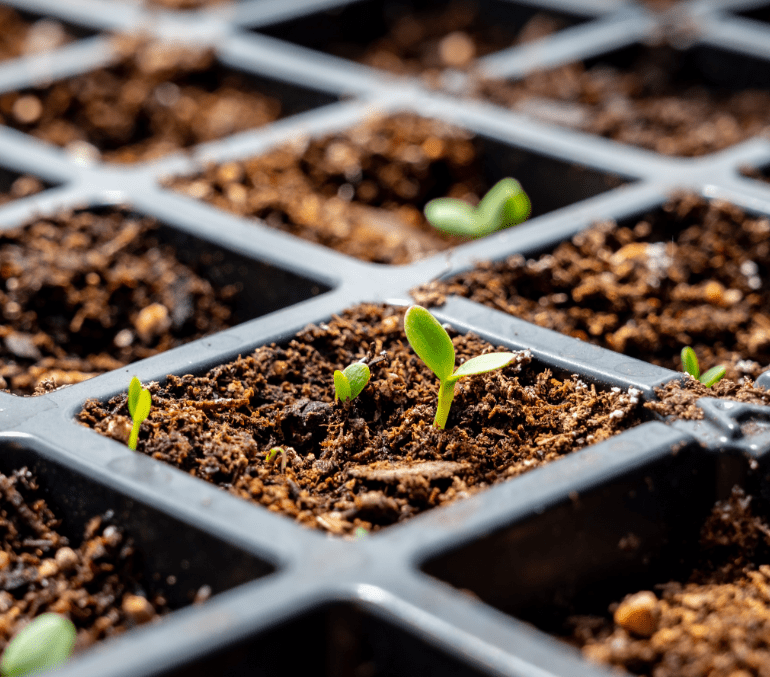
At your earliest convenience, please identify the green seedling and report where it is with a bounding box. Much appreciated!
[404,305,517,429]
[127,376,152,451]
[265,446,288,474]
[680,347,726,387]
[424,177,531,238]
[1,613,76,677]
[334,361,371,403]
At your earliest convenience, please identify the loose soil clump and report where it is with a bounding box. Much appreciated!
[167,113,487,264]
[0,208,237,395]
[414,194,770,381]
[477,45,770,157]
[79,304,647,536]
[0,7,70,62]
[568,487,770,677]
[0,466,168,654]
[0,37,282,164]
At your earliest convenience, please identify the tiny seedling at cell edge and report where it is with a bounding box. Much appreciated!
[127,376,152,450]
[404,305,517,429]
[424,177,531,238]
[680,347,726,387]
[265,446,288,474]
[0,613,76,677]
[333,362,371,403]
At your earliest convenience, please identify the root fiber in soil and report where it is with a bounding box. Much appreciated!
[414,194,770,382]
[78,304,648,537]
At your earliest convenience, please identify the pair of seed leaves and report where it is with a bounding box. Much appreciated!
[127,377,152,450]
[680,347,726,388]
[1,613,76,677]
[424,178,531,238]
[334,362,371,402]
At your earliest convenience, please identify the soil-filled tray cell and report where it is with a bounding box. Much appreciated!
[423,446,752,675]
[160,601,495,677]
[0,206,328,395]
[0,5,79,63]
[0,37,337,164]
[79,303,651,537]
[0,169,46,207]
[738,3,770,25]
[478,43,770,157]
[166,112,628,265]
[415,194,770,382]
[740,162,770,187]
[255,0,584,84]
[0,437,270,666]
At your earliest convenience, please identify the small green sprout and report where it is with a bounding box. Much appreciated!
[353,527,369,539]
[265,446,287,474]
[127,376,151,451]
[424,177,531,238]
[333,362,371,403]
[404,305,518,429]
[680,347,726,387]
[1,613,76,677]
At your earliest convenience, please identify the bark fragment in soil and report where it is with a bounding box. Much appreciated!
[414,194,770,381]
[0,37,283,164]
[166,113,488,264]
[0,467,169,654]
[0,208,237,395]
[0,7,70,62]
[569,487,770,677]
[79,304,648,537]
[476,44,770,157]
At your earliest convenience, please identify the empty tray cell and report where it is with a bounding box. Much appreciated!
[0,206,329,395]
[0,37,338,164]
[423,442,758,675]
[167,112,629,265]
[159,600,496,677]
[0,437,271,667]
[79,303,653,537]
[416,194,770,381]
[478,42,770,156]
[255,0,586,82]
[0,166,48,206]
[0,4,88,63]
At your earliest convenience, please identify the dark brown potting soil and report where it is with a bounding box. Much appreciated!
[0,208,237,395]
[0,466,168,653]
[569,487,770,677]
[166,113,483,264]
[78,304,647,536]
[0,37,282,164]
[414,194,770,382]
[646,377,770,421]
[0,174,44,207]
[477,45,770,157]
[0,7,70,62]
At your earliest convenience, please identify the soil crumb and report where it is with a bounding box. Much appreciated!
[647,377,770,420]
[0,467,168,653]
[414,194,770,382]
[0,7,70,62]
[79,304,648,536]
[0,174,44,207]
[570,487,770,677]
[0,208,237,395]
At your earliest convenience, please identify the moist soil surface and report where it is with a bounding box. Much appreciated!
[0,6,70,62]
[414,194,770,382]
[477,44,770,157]
[647,377,770,421]
[166,113,486,264]
[0,37,283,164]
[0,207,237,395]
[568,487,770,677]
[78,304,647,537]
[0,466,169,654]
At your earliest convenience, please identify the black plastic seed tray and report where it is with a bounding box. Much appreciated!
[0,0,769,675]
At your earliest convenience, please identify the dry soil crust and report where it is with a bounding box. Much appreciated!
[79,304,647,537]
[0,467,168,654]
[0,208,237,395]
[414,194,770,382]
[569,487,770,677]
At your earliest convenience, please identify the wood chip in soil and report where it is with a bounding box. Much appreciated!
[78,304,648,537]
[414,194,770,382]
[0,208,237,395]
[475,44,770,157]
[568,487,770,677]
[0,7,70,62]
[0,36,282,164]
[166,113,489,264]
[0,467,172,654]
